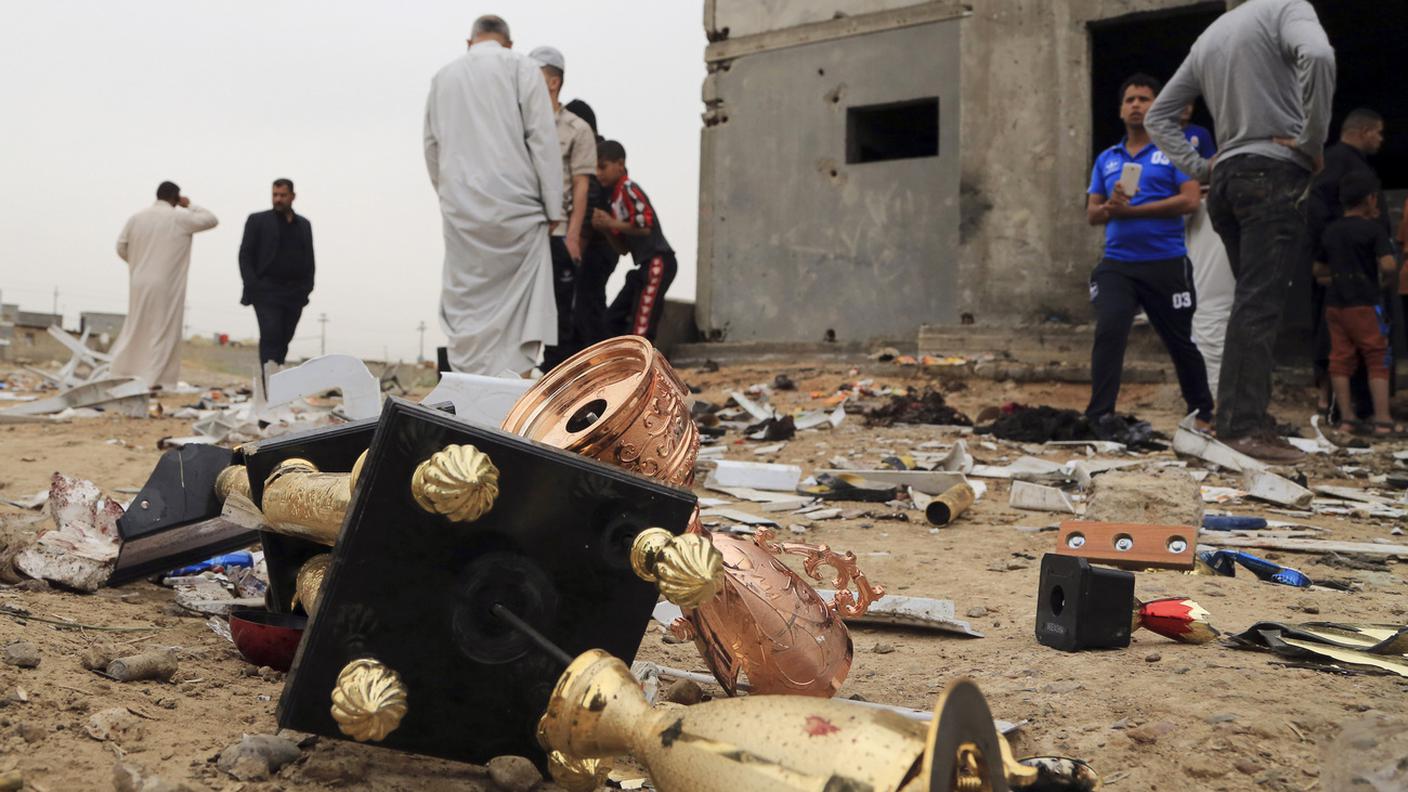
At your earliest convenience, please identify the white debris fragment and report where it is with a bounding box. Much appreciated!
[14,474,123,592]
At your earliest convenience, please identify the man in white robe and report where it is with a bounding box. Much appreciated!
[109,181,218,388]
[425,14,564,376]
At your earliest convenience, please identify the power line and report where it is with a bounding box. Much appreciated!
[318,313,328,355]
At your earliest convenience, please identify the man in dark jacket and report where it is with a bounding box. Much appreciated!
[239,178,314,366]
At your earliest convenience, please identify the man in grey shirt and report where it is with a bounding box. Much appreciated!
[1147,0,1335,463]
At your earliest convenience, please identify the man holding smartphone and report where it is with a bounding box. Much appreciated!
[1086,73,1212,432]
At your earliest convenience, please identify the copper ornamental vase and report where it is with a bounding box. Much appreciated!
[501,336,699,488]
[504,337,883,699]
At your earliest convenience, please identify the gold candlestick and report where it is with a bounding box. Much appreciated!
[538,649,1039,792]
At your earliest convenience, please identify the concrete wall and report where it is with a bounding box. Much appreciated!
[697,7,961,342]
[705,0,931,38]
[957,0,1214,325]
[695,0,1225,340]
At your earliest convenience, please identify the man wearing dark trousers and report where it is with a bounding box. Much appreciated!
[563,99,619,349]
[239,178,315,367]
[1147,0,1335,463]
[1086,74,1213,431]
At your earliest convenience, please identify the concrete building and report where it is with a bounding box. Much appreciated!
[80,311,126,347]
[695,0,1405,350]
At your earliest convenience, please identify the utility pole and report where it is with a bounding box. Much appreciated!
[416,321,427,363]
[318,313,328,355]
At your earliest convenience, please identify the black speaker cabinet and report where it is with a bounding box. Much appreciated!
[1035,553,1134,652]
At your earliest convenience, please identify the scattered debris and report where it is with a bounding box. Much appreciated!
[107,649,179,682]
[864,388,971,427]
[1229,622,1408,676]
[14,473,123,591]
[926,482,976,527]
[1009,481,1077,514]
[706,460,802,492]
[217,734,302,781]
[979,404,1163,450]
[1196,550,1310,587]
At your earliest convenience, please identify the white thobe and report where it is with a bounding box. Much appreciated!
[1186,199,1234,396]
[425,40,565,376]
[109,201,218,388]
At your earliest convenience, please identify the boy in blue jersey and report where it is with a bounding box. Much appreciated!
[1086,74,1213,430]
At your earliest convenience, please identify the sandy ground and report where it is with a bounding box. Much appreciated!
[0,356,1405,791]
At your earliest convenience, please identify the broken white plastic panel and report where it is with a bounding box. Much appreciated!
[0,376,149,420]
[264,354,381,420]
[707,460,802,492]
[1172,412,1266,473]
[1241,470,1314,509]
[1008,480,1077,514]
[421,372,533,428]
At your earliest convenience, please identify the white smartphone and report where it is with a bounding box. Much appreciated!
[1117,163,1142,197]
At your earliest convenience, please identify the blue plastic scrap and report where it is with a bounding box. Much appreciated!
[1201,515,1268,531]
[167,551,254,578]
[1196,549,1311,588]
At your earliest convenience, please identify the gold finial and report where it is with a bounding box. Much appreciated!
[214,465,251,502]
[291,554,331,617]
[546,750,611,792]
[331,658,408,742]
[630,528,724,608]
[349,449,368,497]
[411,444,500,523]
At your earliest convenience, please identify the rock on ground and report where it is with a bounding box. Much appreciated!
[2,641,40,669]
[216,734,301,781]
[113,763,195,792]
[486,755,542,792]
[1084,470,1203,526]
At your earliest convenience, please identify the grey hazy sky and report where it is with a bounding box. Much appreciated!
[0,2,705,362]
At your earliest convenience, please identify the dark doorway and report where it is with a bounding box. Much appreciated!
[1088,3,1223,160]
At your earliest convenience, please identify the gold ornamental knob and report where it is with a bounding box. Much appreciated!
[545,750,610,792]
[214,465,251,501]
[291,554,331,617]
[330,658,408,742]
[411,444,500,523]
[630,528,724,608]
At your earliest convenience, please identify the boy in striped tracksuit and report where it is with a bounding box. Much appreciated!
[590,139,677,341]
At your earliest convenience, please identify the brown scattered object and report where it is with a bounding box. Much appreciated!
[106,650,178,682]
[0,770,21,792]
[1126,719,1176,744]
[79,643,116,671]
[85,707,143,742]
[1055,520,1196,570]
[925,482,976,526]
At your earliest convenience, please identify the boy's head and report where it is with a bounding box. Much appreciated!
[596,139,627,188]
[1340,171,1380,213]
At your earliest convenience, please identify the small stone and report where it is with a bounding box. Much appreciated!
[1234,758,1262,775]
[1298,604,1321,615]
[3,641,40,669]
[1205,712,1237,724]
[486,755,543,792]
[966,606,989,618]
[1042,681,1083,694]
[661,679,704,706]
[18,721,45,743]
[14,579,49,592]
[872,642,896,655]
[257,665,282,682]
[154,697,178,710]
[1184,758,1229,780]
[217,734,301,781]
[86,708,142,742]
[239,665,260,677]
[1145,653,1161,663]
[1127,719,1176,744]
[1109,718,1132,730]
[80,644,116,671]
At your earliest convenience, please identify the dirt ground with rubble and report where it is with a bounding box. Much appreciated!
[0,356,1405,791]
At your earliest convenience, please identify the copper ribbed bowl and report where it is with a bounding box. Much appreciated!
[501,337,699,488]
